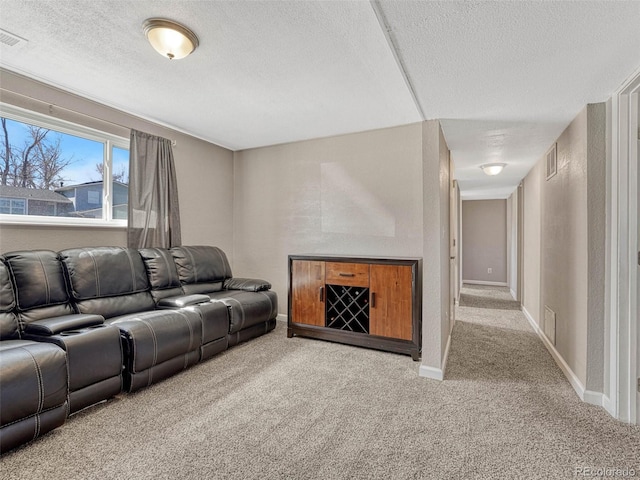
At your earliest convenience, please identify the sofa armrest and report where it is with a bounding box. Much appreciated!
[157,294,210,308]
[223,277,271,292]
[23,314,104,335]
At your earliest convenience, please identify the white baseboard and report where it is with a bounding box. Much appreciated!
[463,280,509,287]
[522,306,593,405]
[419,364,444,381]
[276,313,288,323]
[441,332,452,377]
[602,394,614,417]
[418,334,452,382]
[583,390,605,407]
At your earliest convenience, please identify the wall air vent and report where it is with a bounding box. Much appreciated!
[0,29,27,47]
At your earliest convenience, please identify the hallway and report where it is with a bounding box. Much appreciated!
[446,284,640,476]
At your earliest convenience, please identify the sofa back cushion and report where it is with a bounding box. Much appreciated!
[138,247,184,302]
[3,250,74,328]
[60,247,155,318]
[170,246,232,294]
[0,260,19,340]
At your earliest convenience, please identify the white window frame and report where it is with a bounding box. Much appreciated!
[0,103,129,228]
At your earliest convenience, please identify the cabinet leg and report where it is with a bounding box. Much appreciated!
[411,351,420,362]
[287,328,293,338]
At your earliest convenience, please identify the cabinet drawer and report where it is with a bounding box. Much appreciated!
[325,262,370,286]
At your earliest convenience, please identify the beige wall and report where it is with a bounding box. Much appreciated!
[438,123,452,358]
[234,120,451,372]
[584,103,606,392]
[522,160,543,325]
[421,120,451,370]
[543,106,589,383]
[233,123,424,315]
[523,103,606,390]
[507,189,519,297]
[0,69,234,256]
[461,199,508,284]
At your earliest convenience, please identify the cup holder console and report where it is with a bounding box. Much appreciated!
[60,330,83,336]
[59,324,106,336]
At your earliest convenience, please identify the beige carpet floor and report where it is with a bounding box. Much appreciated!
[1,285,639,479]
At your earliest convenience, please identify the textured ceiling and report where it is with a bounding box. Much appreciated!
[1,0,639,199]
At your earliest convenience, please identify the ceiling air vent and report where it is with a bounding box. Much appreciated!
[0,29,27,47]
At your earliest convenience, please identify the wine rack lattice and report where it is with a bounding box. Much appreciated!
[325,284,369,334]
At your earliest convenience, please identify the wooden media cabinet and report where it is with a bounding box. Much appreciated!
[287,255,422,360]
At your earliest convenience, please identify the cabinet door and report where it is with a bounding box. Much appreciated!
[291,260,326,327]
[369,264,413,340]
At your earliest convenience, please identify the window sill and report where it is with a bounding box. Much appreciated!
[0,215,127,228]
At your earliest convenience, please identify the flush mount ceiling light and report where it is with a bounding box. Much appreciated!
[143,18,199,60]
[480,163,506,176]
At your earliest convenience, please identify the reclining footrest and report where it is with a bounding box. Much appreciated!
[108,309,202,392]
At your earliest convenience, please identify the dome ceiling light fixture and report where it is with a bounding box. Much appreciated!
[480,163,507,176]
[143,18,199,60]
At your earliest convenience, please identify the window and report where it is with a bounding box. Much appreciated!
[0,198,25,215]
[0,103,129,226]
[87,190,100,204]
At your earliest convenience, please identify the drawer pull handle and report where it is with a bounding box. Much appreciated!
[338,273,355,277]
[371,292,376,308]
[319,286,324,302]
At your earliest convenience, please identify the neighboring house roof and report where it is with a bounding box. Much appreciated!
[0,185,73,203]
[55,180,128,192]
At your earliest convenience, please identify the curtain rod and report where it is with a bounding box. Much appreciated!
[1,89,177,147]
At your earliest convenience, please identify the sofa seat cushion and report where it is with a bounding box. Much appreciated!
[208,290,277,334]
[107,309,202,373]
[74,293,156,320]
[157,294,210,308]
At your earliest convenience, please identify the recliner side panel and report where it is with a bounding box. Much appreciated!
[0,259,19,341]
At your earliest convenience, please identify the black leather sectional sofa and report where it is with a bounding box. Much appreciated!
[0,245,277,453]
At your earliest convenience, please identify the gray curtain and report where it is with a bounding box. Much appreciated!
[127,129,181,248]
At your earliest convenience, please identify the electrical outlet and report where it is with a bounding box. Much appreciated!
[487,268,492,274]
